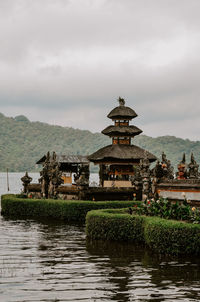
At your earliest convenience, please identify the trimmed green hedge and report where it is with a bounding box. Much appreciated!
[144,217,200,255]
[86,209,145,242]
[86,209,200,255]
[1,194,140,222]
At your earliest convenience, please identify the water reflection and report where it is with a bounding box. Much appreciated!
[86,239,200,302]
[1,215,200,301]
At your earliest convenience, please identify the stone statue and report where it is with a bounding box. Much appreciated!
[21,172,32,193]
[177,153,187,179]
[188,153,199,179]
[152,153,174,182]
[161,152,174,180]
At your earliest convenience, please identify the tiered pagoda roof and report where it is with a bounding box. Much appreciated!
[88,144,156,163]
[107,104,137,119]
[88,97,157,164]
[102,125,142,137]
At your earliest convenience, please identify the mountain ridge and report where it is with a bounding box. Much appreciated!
[0,112,200,172]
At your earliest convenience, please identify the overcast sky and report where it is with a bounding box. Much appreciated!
[0,0,200,140]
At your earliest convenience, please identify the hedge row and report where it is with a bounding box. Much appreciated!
[0,194,140,222]
[86,209,200,255]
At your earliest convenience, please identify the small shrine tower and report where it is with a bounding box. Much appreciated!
[88,97,157,187]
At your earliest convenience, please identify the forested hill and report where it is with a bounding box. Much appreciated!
[0,112,200,172]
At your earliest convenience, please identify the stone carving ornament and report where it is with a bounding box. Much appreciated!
[177,153,188,179]
[188,153,199,179]
[39,151,63,198]
[140,151,151,198]
[21,172,33,193]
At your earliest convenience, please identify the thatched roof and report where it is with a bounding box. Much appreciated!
[57,155,89,164]
[88,144,157,163]
[102,125,142,137]
[107,105,137,120]
[36,154,89,165]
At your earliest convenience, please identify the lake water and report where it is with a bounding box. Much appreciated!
[0,173,200,302]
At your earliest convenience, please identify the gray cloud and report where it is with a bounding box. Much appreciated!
[0,0,200,139]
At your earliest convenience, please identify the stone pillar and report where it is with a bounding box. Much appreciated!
[140,152,151,200]
[99,164,105,187]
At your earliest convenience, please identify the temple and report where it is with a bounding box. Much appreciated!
[21,98,200,204]
[88,97,157,187]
